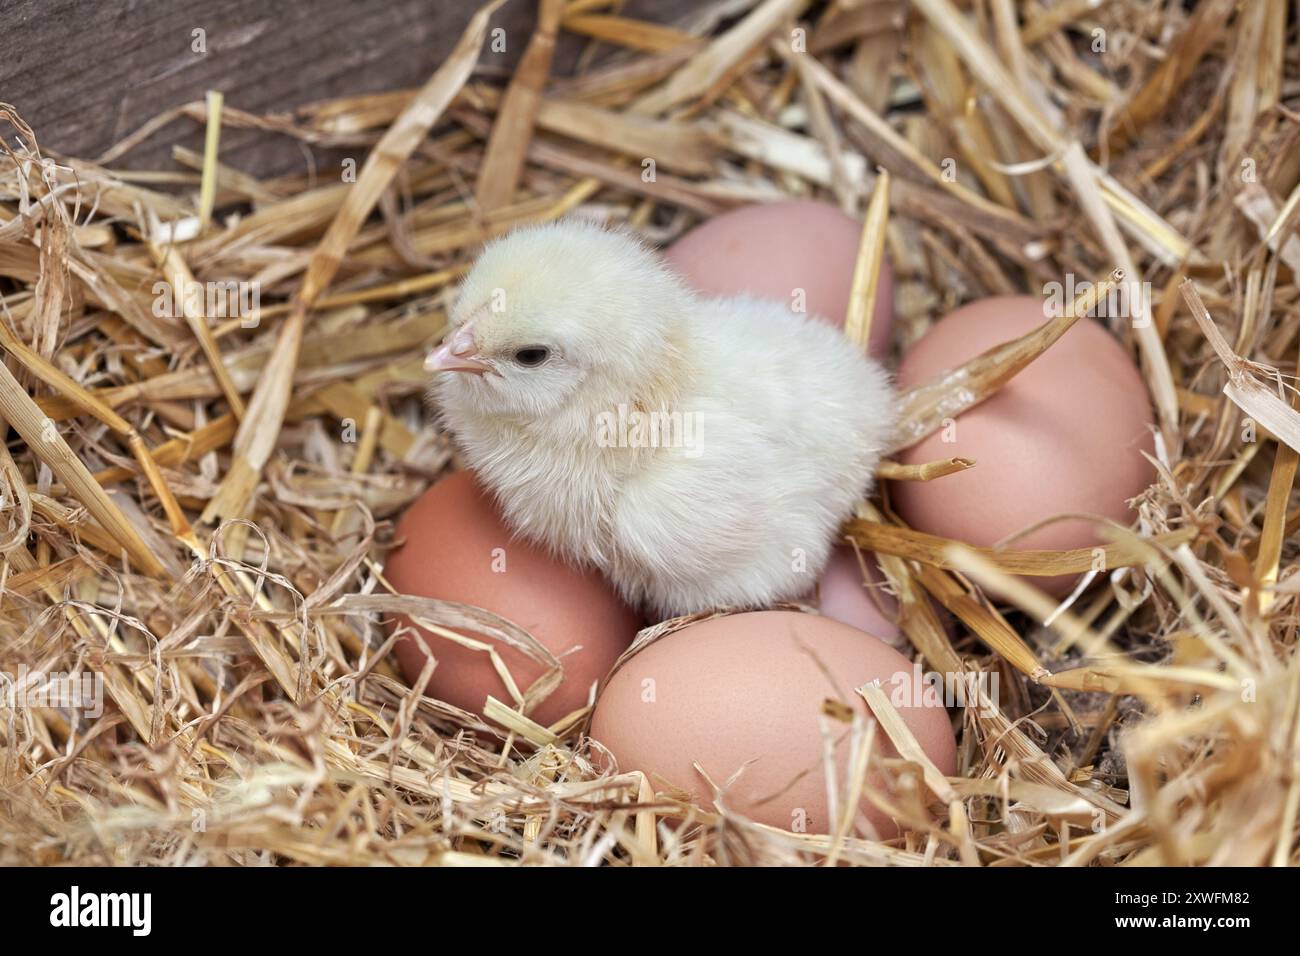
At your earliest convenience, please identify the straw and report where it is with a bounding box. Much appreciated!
[2,0,1297,869]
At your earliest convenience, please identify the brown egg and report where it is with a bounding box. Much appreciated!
[386,470,640,727]
[815,546,899,642]
[590,611,957,836]
[665,200,895,358]
[892,296,1156,596]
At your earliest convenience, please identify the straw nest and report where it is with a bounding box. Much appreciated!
[2,0,1299,867]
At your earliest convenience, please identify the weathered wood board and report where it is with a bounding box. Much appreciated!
[0,0,694,176]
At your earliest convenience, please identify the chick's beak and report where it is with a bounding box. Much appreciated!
[425,325,491,375]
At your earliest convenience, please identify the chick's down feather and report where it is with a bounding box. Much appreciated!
[428,220,896,619]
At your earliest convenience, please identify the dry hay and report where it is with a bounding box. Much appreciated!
[1,0,1299,867]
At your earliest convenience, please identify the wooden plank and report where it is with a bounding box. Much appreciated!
[0,0,699,177]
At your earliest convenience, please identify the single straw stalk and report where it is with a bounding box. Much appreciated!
[890,270,1123,452]
[843,168,889,350]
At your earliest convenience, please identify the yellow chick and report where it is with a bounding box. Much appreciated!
[427,220,894,619]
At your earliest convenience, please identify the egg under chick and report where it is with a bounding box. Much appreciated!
[427,219,894,619]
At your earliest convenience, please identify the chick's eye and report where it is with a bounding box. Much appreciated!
[513,346,550,367]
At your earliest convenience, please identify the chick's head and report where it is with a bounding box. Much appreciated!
[427,220,689,418]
